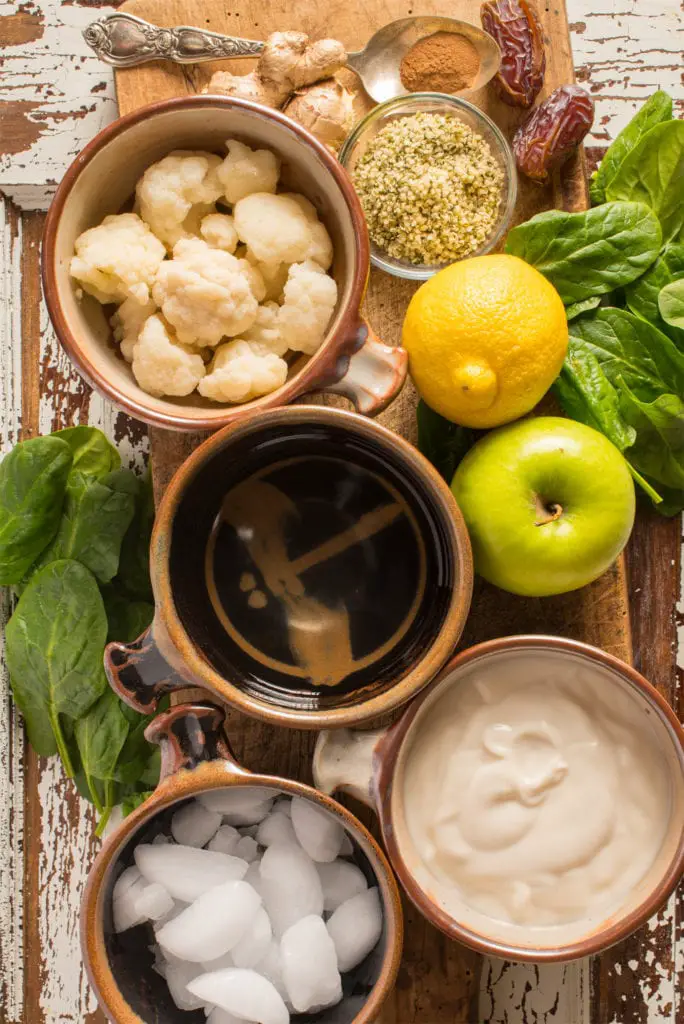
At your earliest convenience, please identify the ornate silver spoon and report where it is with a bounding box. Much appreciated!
[83,13,501,104]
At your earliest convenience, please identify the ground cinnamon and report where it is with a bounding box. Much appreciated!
[400,32,481,93]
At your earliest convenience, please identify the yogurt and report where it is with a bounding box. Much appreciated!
[402,653,672,927]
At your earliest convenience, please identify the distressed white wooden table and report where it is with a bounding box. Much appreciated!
[0,2,682,1022]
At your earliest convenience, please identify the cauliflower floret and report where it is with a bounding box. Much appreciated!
[111,296,157,362]
[136,151,223,249]
[279,260,338,354]
[233,192,315,265]
[239,301,287,356]
[152,237,258,346]
[245,252,290,301]
[217,139,280,205]
[237,258,267,302]
[200,212,239,253]
[198,339,288,403]
[70,213,165,305]
[131,314,206,398]
[279,193,333,269]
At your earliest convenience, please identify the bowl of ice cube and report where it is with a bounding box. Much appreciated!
[81,702,403,1024]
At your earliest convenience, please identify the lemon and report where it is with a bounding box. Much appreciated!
[402,254,568,428]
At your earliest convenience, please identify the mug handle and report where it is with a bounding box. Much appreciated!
[145,701,249,783]
[313,727,390,808]
[310,319,408,416]
[104,620,190,715]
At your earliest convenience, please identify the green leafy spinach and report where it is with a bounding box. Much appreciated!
[658,279,684,329]
[625,243,684,348]
[0,437,72,585]
[605,120,684,244]
[416,400,478,483]
[505,201,662,304]
[589,90,673,205]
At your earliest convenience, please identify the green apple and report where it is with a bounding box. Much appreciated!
[452,417,636,597]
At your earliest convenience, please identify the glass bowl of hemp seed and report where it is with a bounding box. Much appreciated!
[340,94,517,280]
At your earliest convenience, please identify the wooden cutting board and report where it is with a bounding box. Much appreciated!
[115,1,632,1019]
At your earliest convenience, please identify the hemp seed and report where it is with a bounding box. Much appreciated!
[353,112,504,265]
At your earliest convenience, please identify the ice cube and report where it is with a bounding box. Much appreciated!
[113,865,142,900]
[339,833,354,857]
[171,800,222,848]
[165,960,205,1012]
[152,833,172,845]
[188,968,289,1024]
[207,825,240,855]
[274,798,292,817]
[243,861,263,898]
[259,843,323,936]
[231,907,272,968]
[198,787,279,824]
[256,810,297,848]
[113,868,148,933]
[207,1009,248,1024]
[153,901,186,932]
[255,941,289,1003]
[327,887,383,971]
[235,836,259,863]
[157,880,261,962]
[316,860,368,911]
[290,798,344,863]
[281,915,342,1012]
[135,844,248,901]
[134,881,175,922]
[201,951,234,972]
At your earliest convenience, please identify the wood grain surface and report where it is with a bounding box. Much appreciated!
[0,2,682,1023]
[113,0,629,1021]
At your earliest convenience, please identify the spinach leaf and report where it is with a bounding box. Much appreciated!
[102,584,154,643]
[565,297,601,321]
[625,243,684,348]
[569,308,684,401]
[6,560,108,772]
[0,437,72,585]
[553,339,636,451]
[606,120,684,244]
[53,426,120,480]
[416,400,478,482]
[115,471,154,601]
[658,280,684,329]
[33,471,136,584]
[619,384,684,495]
[74,688,129,788]
[590,90,673,204]
[505,202,662,303]
[121,791,154,817]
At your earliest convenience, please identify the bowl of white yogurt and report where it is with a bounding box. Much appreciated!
[314,635,684,962]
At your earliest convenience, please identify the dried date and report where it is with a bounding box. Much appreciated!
[480,0,545,108]
[513,85,595,183]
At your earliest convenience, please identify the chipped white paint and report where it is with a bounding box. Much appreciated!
[36,764,100,1023]
[0,2,682,1023]
[480,959,590,1024]
[0,197,25,1023]
[0,1,682,211]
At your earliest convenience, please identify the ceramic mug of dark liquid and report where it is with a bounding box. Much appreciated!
[105,406,473,728]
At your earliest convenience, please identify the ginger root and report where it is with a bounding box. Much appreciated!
[206,31,347,110]
[283,79,355,153]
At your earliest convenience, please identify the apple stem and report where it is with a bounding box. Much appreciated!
[534,496,563,526]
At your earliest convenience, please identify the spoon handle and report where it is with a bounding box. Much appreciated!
[83,12,264,68]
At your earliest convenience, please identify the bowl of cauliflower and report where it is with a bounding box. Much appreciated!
[43,95,407,431]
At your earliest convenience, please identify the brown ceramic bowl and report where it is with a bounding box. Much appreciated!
[82,702,403,1023]
[105,405,473,728]
[42,95,407,431]
[314,635,684,962]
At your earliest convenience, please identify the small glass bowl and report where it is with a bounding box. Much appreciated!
[339,93,517,281]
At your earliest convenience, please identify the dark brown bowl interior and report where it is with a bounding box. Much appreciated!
[165,414,458,714]
[103,791,391,1023]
